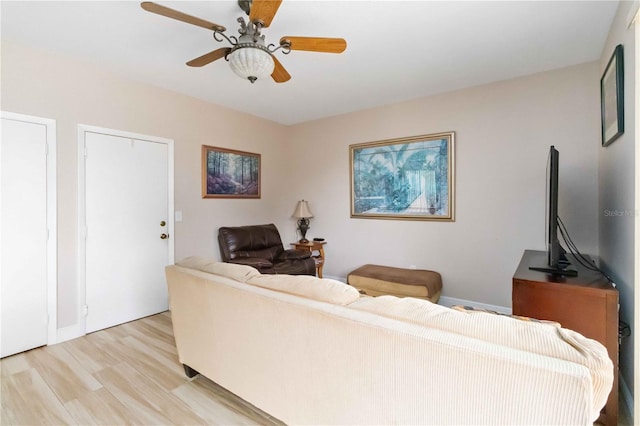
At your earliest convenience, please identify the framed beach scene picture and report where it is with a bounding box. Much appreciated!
[350,132,455,221]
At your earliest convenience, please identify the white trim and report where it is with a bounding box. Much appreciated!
[54,323,84,344]
[45,117,57,345]
[76,126,87,337]
[77,124,175,336]
[167,139,175,266]
[620,373,634,423]
[0,111,58,346]
[324,274,347,283]
[328,274,512,314]
[627,0,639,28]
[634,15,640,426]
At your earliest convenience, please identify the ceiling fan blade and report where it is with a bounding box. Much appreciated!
[186,48,231,67]
[271,55,291,83]
[249,0,282,28]
[280,36,347,53]
[141,2,226,32]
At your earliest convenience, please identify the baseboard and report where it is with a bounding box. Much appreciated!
[438,296,512,315]
[53,323,84,345]
[620,373,634,423]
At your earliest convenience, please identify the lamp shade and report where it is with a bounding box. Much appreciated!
[293,200,314,218]
[228,46,275,83]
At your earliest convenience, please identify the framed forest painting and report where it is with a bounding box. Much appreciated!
[202,145,261,198]
[350,132,455,221]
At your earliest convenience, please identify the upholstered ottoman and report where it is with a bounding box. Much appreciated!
[347,264,442,303]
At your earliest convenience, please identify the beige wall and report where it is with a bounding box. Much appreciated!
[598,0,637,405]
[284,62,601,308]
[1,41,289,328]
[2,41,602,335]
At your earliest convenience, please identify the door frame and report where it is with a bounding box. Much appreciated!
[77,124,174,335]
[1,111,57,346]
[632,3,640,421]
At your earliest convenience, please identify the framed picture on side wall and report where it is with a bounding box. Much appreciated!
[201,145,261,198]
[600,44,624,147]
[350,132,455,221]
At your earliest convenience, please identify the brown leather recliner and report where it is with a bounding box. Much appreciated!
[218,224,316,276]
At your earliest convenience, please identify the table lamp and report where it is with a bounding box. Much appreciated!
[293,200,313,243]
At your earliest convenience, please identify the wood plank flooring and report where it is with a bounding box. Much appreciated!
[0,312,284,425]
[2,312,634,425]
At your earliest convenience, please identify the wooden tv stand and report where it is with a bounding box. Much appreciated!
[512,250,619,426]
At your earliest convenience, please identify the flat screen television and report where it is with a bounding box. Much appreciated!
[529,145,577,276]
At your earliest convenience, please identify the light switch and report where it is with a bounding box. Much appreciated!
[175,211,183,222]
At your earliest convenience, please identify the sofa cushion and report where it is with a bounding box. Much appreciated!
[246,275,360,306]
[348,295,612,420]
[176,256,260,283]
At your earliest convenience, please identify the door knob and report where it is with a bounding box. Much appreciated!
[160,233,169,240]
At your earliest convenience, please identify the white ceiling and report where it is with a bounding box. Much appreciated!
[1,1,618,125]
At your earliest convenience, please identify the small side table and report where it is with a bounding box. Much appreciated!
[291,241,326,278]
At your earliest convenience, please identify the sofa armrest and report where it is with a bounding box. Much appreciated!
[278,249,312,261]
[229,258,273,269]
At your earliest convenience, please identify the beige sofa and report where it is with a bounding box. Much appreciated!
[166,257,613,425]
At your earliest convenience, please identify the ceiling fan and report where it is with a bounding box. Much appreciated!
[140,0,347,84]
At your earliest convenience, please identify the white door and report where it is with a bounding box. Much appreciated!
[1,113,56,358]
[82,129,173,333]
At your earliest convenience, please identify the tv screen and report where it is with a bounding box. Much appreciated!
[529,145,577,277]
[547,146,561,268]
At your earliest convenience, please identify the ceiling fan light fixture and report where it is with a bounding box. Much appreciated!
[228,45,275,83]
[141,1,347,85]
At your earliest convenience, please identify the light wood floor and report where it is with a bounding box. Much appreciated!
[2,312,633,426]
[1,312,284,425]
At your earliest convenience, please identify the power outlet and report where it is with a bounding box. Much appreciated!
[409,264,417,270]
